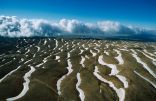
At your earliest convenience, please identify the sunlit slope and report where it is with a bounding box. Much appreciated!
[0,38,156,101]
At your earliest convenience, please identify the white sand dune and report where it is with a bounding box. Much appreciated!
[57,53,73,95]
[114,49,124,65]
[36,55,51,68]
[140,50,156,61]
[90,50,97,57]
[55,56,60,60]
[134,70,156,88]
[139,50,156,66]
[36,63,44,68]
[43,39,47,45]
[0,60,13,68]
[19,58,24,63]
[6,66,35,101]
[104,50,109,55]
[76,73,85,101]
[79,49,84,55]
[35,46,40,52]
[131,49,156,79]
[24,59,32,64]
[24,49,30,55]
[98,55,129,88]
[17,49,21,53]
[85,55,89,59]
[54,39,58,50]
[98,55,119,75]
[144,50,156,57]
[48,45,50,48]
[94,47,100,53]
[116,75,128,88]
[23,39,28,43]
[57,75,66,95]
[67,52,70,58]
[0,66,21,83]
[33,53,36,58]
[67,59,73,76]
[80,56,85,68]
[93,66,125,101]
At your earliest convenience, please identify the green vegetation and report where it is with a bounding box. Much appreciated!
[0,37,156,101]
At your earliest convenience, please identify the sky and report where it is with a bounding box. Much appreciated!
[0,0,156,29]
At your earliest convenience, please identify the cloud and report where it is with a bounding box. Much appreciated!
[0,16,156,41]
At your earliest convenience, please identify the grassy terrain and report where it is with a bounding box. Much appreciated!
[0,37,156,101]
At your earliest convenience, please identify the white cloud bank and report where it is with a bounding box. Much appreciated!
[0,16,156,41]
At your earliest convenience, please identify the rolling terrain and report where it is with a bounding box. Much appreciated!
[0,37,156,101]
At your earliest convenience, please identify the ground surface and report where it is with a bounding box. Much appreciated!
[0,37,156,101]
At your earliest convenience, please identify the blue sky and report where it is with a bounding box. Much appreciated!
[0,0,156,29]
